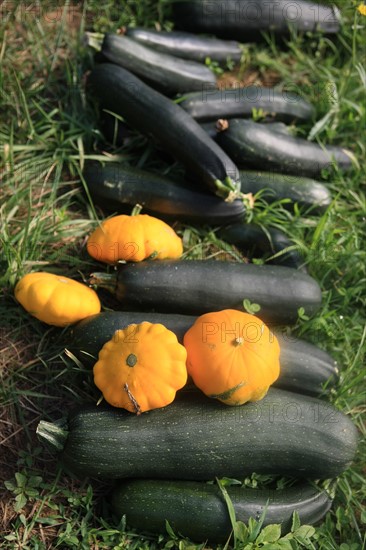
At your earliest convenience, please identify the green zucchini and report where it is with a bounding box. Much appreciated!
[275,332,338,396]
[36,388,358,480]
[82,161,246,225]
[239,170,332,212]
[217,223,306,271]
[216,119,353,177]
[110,479,332,542]
[125,27,242,64]
[202,120,293,140]
[66,311,195,364]
[87,63,241,200]
[171,1,341,40]
[66,311,337,396]
[179,88,314,123]
[89,260,322,325]
[101,33,217,95]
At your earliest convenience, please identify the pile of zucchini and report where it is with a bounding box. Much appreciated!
[37,10,360,545]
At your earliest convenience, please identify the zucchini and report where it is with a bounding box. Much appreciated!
[89,260,322,325]
[239,170,332,212]
[110,479,332,542]
[66,312,338,396]
[275,332,338,396]
[66,311,195,365]
[216,119,353,177]
[201,120,292,140]
[82,161,246,225]
[101,33,217,95]
[87,63,241,200]
[125,27,242,64]
[171,1,341,40]
[179,88,314,123]
[217,223,306,271]
[37,387,358,480]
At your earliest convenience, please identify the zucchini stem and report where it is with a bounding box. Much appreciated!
[36,419,68,451]
[89,272,117,294]
[84,32,104,51]
[215,177,254,209]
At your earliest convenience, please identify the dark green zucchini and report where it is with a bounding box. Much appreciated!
[110,479,332,542]
[217,223,306,271]
[179,88,314,123]
[89,260,322,325]
[87,64,241,200]
[125,27,242,64]
[36,387,358,480]
[240,170,332,212]
[216,119,353,177]
[201,120,293,140]
[275,332,338,396]
[66,311,338,395]
[66,311,195,365]
[101,33,217,95]
[82,161,245,224]
[171,1,341,41]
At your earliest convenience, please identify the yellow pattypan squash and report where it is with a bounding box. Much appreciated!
[93,322,188,414]
[14,272,101,327]
[87,213,183,263]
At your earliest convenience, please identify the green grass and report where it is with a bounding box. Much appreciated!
[1,0,365,548]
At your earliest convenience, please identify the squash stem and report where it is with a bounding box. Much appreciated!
[214,177,254,209]
[83,31,104,51]
[36,419,68,452]
[89,272,117,294]
[130,203,143,216]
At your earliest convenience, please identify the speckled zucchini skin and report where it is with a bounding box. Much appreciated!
[60,388,358,480]
[101,33,217,95]
[107,259,322,325]
[110,479,332,542]
[125,27,242,64]
[171,0,341,40]
[82,161,245,225]
[216,119,353,177]
[179,88,314,123]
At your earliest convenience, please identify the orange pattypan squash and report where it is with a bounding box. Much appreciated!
[93,322,187,414]
[183,309,280,406]
[86,213,183,263]
[14,272,101,327]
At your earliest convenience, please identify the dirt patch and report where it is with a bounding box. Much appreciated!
[218,68,281,89]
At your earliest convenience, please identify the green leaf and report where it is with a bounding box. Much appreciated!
[297,307,310,321]
[247,502,269,541]
[291,511,301,532]
[235,521,250,543]
[165,520,178,540]
[4,535,17,541]
[218,477,242,487]
[293,524,316,545]
[4,480,16,492]
[262,543,294,550]
[25,488,39,497]
[15,472,27,487]
[243,299,261,315]
[14,493,27,511]
[216,478,237,540]
[256,524,282,544]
